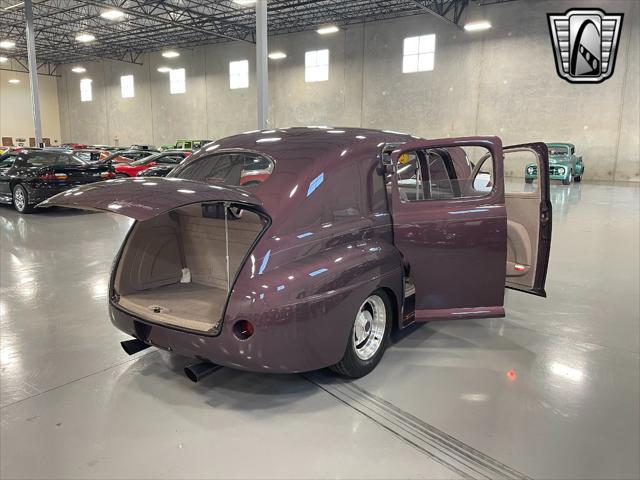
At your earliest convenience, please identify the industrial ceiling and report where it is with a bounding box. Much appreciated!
[0,0,515,67]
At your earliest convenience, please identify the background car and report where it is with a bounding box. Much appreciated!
[98,149,158,165]
[0,150,115,213]
[135,151,191,177]
[116,150,191,177]
[525,142,584,185]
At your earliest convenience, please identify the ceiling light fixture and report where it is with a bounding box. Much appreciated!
[3,2,24,11]
[8,78,20,84]
[0,56,8,63]
[0,40,16,49]
[268,51,287,60]
[75,33,96,43]
[100,9,124,20]
[464,21,492,32]
[157,66,171,73]
[317,25,339,34]
[71,66,86,73]
[162,50,180,58]
[233,0,256,5]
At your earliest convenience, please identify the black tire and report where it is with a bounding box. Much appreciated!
[525,178,534,184]
[574,175,582,182]
[12,184,34,214]
[330,289,393,378]
[116,173,128,178]
[562,172,573,185]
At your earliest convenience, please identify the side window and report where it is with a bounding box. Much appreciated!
[396,146,495,201]
[425,150,455,200]
[0,155,17,168]
[396,152,427,202]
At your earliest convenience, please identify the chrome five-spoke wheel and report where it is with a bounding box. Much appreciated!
[331,289,392,378]
[353,295,386,361]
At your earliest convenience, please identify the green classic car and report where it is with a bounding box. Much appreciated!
[525,143,584,185]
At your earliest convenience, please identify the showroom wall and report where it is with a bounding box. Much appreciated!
[0,70,62,145]
[56,0,639,181]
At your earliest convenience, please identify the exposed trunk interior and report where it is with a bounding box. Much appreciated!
[113,203,266,333]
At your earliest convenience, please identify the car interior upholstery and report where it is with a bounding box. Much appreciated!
[114,203,265,332]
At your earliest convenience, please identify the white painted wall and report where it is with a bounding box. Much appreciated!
[0,70,62,145]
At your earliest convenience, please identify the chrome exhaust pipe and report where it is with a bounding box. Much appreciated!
[184,361,222,383]
[120,338,150,355]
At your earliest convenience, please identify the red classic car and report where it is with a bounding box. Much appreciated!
[114,151,191,177]
[40,128,552,379]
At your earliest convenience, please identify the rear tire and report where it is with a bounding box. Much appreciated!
[12,184,33,214]
[525,178,534,184]
[574,175,582,182]
[330,289,392,378]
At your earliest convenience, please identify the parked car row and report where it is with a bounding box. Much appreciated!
[0,149,115,213]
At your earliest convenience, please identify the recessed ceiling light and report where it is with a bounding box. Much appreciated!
[317,25,339,35]
[0,40,16,49]
[71,66,86,73]
[0,56,8,63]
[162,50,180,58]
[234,0,256,5]
[100,9,124,20]
[464,21,492,32]
[75,33,96,43]
[157,66,171,73]
[268,51,287,60]
[8,78,20,84]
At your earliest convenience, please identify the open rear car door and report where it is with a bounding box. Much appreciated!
[501,142,552,296]
[388,137,508,322]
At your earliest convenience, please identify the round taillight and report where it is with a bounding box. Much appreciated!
[233,320,254,340]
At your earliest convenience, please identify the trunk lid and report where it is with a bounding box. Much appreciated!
[37,177,264,220]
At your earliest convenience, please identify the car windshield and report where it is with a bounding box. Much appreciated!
[24,152,86,166]
[548,146,569,156]
[175,152,273,187]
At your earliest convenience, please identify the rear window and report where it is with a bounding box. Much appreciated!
[176,152,273,187]
[23,152,85,166]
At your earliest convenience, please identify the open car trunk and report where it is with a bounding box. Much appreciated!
[38,178,269,333]
[115,204,265,332]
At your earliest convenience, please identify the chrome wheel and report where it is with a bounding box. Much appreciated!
[352,295,387,361]
[13,186,26,212]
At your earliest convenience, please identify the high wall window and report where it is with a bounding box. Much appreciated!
[402,34,436,73]
[170,68,186,95]
[229,60,249,89]
[305,49,329,82]
[80,78,93,102]
[120,75,134,98]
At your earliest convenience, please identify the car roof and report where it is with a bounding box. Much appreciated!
[210,127,418,162]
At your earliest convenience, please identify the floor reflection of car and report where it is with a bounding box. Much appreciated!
[113,151,191,177]
[0,150,115,213]
[40,128,553,379]
[525,142,584,185]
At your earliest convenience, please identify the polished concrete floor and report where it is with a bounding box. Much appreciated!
[1,181,639,479]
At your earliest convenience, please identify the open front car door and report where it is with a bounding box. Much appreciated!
[501,142,552,297]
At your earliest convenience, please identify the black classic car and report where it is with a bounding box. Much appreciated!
[0,150,115,213]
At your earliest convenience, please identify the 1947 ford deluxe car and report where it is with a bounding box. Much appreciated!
[40,128,552,379]
[525,142,584,185]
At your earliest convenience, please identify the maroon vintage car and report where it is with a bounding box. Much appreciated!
[40,128,551,379]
